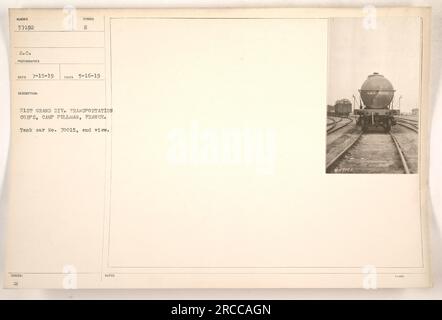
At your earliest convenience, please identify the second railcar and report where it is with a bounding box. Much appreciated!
[334,99,352,117]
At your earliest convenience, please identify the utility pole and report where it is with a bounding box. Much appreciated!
[399,95,403,115]
[352,94,356,113]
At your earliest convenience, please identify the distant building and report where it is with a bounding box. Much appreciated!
[327,104,335,115]
[411,108,419,116]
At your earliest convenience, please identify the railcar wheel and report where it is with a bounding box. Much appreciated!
[360,118,367,132]
[385,119,392,133]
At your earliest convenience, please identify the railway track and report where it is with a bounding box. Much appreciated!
[327,117,352,135]
[395,118,418,133]
[327,117,338,131]
[396,117,418,123]
[326,131,410,174]
[327,117,336,128]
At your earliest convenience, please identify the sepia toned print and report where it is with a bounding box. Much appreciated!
[326,17,421,174]
[5,8,431,289]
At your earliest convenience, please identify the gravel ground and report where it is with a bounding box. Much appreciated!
[328,133,404,174]
[326,122,418,174]
[391,124,419,173]
[326,121,361,165]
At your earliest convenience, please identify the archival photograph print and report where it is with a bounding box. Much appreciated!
[326,17,421,174]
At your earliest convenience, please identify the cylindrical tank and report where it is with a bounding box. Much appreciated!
[359,73,395,109]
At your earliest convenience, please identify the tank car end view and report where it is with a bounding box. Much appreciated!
[355,72,396,133]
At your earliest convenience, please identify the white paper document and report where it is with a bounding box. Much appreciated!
[4,7,431,288]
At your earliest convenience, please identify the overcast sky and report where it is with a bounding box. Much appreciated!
[327,17,421,113]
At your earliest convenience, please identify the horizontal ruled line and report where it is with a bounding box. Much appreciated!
[14,30,104,33]
[15,62,105,65]
[15,79,105,81]
[8,271,425,275]
[14,46,104,49]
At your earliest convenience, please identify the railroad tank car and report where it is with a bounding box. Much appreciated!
[334,99,352,117]
[357,72,396,132]
[327,104,335,116]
